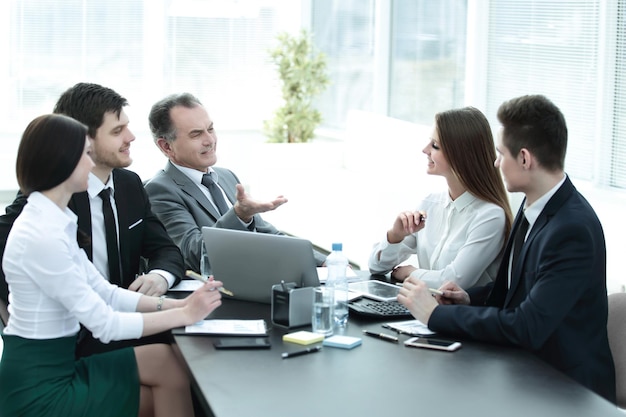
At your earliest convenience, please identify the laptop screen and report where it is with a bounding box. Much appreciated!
[201,227,320,304]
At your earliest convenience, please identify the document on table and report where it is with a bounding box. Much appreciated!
[185,319,268,336]
[384,319,435,336]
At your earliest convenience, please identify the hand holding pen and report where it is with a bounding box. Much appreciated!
[186,270,234,296]
[388,210,427,243]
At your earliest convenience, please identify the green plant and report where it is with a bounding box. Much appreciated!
[264,29,329,143]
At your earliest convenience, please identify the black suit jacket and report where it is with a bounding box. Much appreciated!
[69,169,184,288]
[428,177,616,402]
[0,169,184,355]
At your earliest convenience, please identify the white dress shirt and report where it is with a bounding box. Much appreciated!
[506,174,567,287]
[369,191,506,289]
[88,172,118,282]
[88,172,175,287]
[3,192,143,342]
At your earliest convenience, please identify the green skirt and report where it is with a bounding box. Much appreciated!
[0,333,139,417]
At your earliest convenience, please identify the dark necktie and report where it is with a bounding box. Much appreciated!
[511,215,529,273]
[99,188,122,286]
[201,173,229,215]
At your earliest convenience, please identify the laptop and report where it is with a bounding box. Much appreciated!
[201,227,320,304]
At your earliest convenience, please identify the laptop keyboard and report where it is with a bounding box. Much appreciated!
[348,299,412,318]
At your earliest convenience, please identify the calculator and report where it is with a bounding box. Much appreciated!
[348,298,412,318]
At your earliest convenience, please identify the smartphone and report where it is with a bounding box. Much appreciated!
[213,337,271,350]
[404,337,462,352]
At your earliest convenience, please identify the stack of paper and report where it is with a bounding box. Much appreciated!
[383,319,435,336]
[185,319,267,336]
[322,335,362,349]
[283,331,325,345]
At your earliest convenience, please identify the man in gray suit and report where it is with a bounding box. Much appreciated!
[145,93,327,273]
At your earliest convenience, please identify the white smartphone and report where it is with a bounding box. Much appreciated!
[404,337,462,352]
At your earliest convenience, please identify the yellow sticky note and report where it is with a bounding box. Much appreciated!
[282,331,325,345]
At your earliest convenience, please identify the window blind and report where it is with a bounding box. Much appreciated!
[610,0,626,188]
[389,0,467,125]
[165,2,280,129]
[485,0,601,182]
[0,0,296,189]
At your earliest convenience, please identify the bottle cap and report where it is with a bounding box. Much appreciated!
[332,243,343,251]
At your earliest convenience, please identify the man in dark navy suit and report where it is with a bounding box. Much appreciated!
[0,83,184,356]
[398,95,616,403]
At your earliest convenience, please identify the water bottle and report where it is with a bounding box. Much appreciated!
[326,242,349,328]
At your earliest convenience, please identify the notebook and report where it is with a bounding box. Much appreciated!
[201,227,320,304]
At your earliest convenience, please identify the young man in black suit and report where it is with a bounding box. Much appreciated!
[398,94,616,403]
[0,83,185,356]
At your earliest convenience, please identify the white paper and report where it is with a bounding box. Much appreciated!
[185,319,267,335]
[384,319,435,336]
[170,279,204,292]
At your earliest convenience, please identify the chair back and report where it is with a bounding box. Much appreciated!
[608,292,626,407]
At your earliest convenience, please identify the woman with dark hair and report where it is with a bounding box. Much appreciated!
[369,107,512,289]
[0,114,223,416]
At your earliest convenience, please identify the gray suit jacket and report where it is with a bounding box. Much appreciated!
[145,161,326,272]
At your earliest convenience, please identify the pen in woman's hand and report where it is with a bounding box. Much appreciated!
[185,270,234,296]
[429,288,443,296]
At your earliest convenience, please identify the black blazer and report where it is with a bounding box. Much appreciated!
[428,177,616,402]
[1,168,184,302]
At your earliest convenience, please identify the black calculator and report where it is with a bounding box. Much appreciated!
[348,298,412,318]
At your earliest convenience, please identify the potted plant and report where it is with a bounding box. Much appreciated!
[264,29,329,143]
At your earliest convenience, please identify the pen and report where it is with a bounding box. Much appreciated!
[362,330,399,343]
[429,288,443,296]
[185,270,235,296]
[382,324,413,336]
[281,345,322,359]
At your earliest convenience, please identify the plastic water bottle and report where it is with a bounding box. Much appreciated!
[326,243,349,328]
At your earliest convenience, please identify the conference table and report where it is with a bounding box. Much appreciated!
[171,291,622,417]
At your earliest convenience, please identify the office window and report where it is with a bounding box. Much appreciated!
[312,0,468,129]
[312,0,376,129]
[0,0,299,189]
[2,0,144,132]
[389,0,467,125]
[484,0,601,182]
[164,3,281,128]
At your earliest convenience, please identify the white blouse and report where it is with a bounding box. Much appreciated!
[3,192,143,343]
[368,191,506,289]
